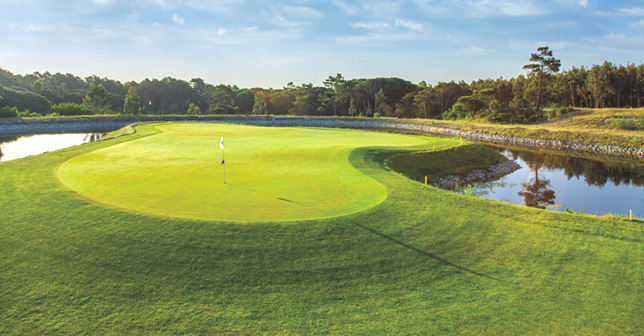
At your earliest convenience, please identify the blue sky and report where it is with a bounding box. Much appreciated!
[1,0,643,88]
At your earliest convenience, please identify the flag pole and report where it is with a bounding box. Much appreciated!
[220,136,226,184]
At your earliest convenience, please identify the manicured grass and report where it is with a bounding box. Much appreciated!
[57,123,429,222]
[1,122,644,335]
[386,143,507,184]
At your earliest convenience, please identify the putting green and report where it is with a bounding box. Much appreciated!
[57,123,427,221]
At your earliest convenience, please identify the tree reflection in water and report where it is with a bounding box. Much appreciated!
[493,145,644,188]
[519,174,556,209]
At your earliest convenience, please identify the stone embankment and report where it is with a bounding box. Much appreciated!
[434,160,522,190]
[1,116,643,159]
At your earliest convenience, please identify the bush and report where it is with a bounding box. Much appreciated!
[211,107,226,115]
[49,103,93,116]
[544,105,574,120]
[17,110,42,118]
[607,117,638,130]
[442,103,467,120]
[0,106,18,118]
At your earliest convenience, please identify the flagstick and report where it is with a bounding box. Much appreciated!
[222,148,226,184]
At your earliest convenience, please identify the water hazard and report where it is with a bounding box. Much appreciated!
[0,133,104,162]
[475,145,644,218]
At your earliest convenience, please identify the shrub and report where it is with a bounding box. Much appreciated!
[0,106,18,118]
[607,117,638,130]
[17,110,42,118]
[49,103,93,116]
[443,103,467,120]
[211,107,226,115]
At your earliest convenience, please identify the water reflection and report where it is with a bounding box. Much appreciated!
[499,147,644,188]
[477,145,644,217]
[519,176,556,209]
[0,133,105,162]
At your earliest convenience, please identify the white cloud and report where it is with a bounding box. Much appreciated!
[172,13,185,25]
[468,0,545,17]
[88,0,115,5]
[555,0,589,8]
[629,19,644,30]
[330,0,358,15]
[144,0,245,13]
[581,33,644,49]
[351,22,391,30]
[618,7,644,16]
[596,7,644,17]
[268,5,324,27]
[185,0,245,13]
[25,25,44,32]
[280,5,324,19]
[395,19,423,30]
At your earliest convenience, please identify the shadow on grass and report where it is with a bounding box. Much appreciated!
[228,183,297,204]
[354,222,504,282]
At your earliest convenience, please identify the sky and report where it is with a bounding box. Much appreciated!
[1,0,643,88]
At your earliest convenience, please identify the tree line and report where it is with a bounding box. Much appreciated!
[2,47,644,123]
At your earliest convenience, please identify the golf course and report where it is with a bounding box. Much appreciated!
[2,122,644,335]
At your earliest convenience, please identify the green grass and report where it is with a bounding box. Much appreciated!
[2,122,644,335]
[386,143,507,184]
[57,123,429,222]
[388,108,644,149]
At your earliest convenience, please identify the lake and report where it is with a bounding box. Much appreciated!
[476,145,644,218]
[0,133,105,162]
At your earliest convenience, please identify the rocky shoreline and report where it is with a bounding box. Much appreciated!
[1,116,643,159]
[434,160,522,190]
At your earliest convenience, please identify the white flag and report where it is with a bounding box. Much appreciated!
[219,136,224,150]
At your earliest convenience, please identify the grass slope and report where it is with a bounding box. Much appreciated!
[1,123,644,335]
[57,123,428,222]
[386,144,507,184]
[392,107,644,149]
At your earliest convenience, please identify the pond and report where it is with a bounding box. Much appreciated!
[475,145,644,218]
[0,133,105,162]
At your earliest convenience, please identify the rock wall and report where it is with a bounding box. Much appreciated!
[1,116,643,159]
[434,160,522,190]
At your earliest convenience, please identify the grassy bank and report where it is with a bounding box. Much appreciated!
[386,144,507,185]
[1,123,644,334]
[392,108,644,149]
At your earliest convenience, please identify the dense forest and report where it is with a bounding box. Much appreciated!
[2,47,644,124]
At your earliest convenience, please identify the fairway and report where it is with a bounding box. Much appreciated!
[57,123,427,221]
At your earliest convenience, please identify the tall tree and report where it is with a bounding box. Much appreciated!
[123,86,141,114]
[83,84,112,114]
[523,46,561,111]
[374,88,388,116]
[323,73,346,116]
[252,91,268,115]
